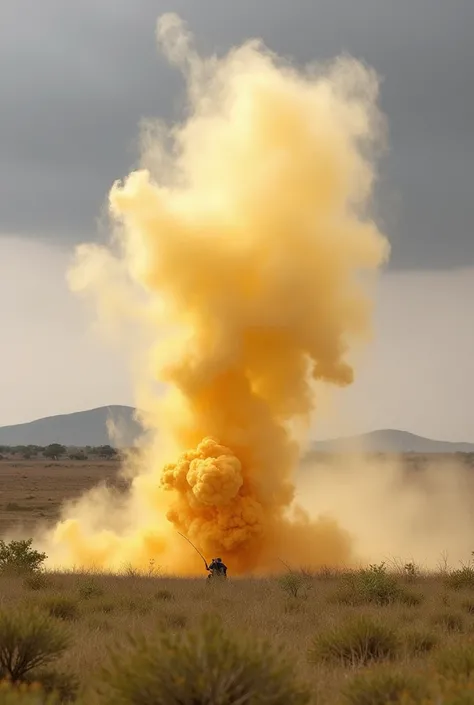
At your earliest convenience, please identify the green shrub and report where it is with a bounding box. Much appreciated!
[446,566,474,591]
[0,540,47,576]
[334,563,403,606]
[278,572,309,599]
[0,609,69,681]
[341,669,426,705]
[68,452,88,461]
[99,615,311,705]
[308,616,399,667]
[41,598,80,622]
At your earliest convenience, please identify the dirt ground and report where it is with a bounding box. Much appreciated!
[1,451,473,538]
[0,458,125,535]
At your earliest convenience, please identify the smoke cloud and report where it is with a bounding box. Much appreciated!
[41,14,390,574]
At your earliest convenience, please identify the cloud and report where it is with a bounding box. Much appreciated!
[0,0,472,268]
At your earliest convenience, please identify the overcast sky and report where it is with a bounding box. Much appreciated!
[1,0,473,438]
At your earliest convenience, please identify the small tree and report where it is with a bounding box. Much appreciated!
[0,608,69,681]
[0,539,47,575]
[68,450,88,461]
[93,445,117,459]
[42,444,66,461]
[278,572,308,599]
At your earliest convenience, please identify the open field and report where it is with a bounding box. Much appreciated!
[2,455,474,702]
[0,457,123,535]
[3,567,474,702]
[2,452,474,536]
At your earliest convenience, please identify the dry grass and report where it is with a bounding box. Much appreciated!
[2,455,474,702]
[0,569,472,702]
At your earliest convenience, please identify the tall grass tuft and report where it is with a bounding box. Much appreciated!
[341,669,426,705]
[99,615,311,704]
[308,616,399,667]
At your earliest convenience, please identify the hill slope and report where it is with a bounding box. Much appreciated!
[0,406,142,448]
[0,408,473,453]
[311,429,474,454]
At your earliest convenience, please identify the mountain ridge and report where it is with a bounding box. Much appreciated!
[0,406,473,453]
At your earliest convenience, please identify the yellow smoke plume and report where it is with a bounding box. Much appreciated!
[42,14,390,574]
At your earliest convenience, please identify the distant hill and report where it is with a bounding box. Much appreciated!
[0,406,142,448]
[0,407,473,453]
[311,429,474,455]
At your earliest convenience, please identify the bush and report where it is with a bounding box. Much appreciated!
[42,445,66,461]
[0,540,47,576]
[0,609,69,681]
[92,445,117,459]
[308,616,399,667]
[334,563,403,607]
[341,669,426,705]
[446,565,474,590]
[278,572,309,599]
[99,616,311,705]
[68,452,87,461]
[41,598,80,622]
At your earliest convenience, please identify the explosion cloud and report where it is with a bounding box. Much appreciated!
[41,14,390,574]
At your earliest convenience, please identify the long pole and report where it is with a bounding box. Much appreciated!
[177,532,209,571]
[277,556,293,572]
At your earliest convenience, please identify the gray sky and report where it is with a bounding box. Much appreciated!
[1,0,473,268]
[1,1,473,437]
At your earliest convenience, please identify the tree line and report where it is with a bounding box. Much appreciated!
[0,443,119,460]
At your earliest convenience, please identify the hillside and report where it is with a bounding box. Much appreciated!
[0,406,142,448]
[0,407,473,453]
[311,429,474,454]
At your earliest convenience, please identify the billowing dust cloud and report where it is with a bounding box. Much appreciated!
[297,452,474,570]
[40,14,391,574]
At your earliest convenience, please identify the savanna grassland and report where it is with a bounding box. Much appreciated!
[2,453,474,704]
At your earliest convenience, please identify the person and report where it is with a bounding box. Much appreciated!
[207,557,227,580]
